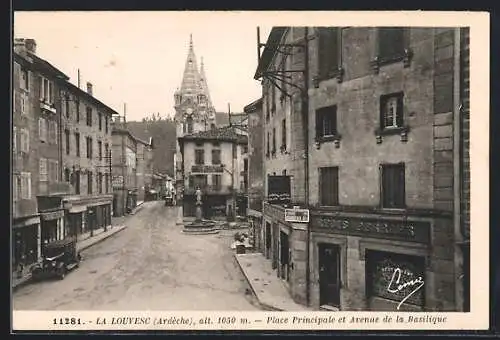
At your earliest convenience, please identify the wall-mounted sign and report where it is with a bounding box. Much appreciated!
[285,208,310,223]
[112,175,124,188]
[267,175,291,205]
[311,215,430,243]
[191,165,224,173]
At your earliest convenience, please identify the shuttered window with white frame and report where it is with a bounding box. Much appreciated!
[21,172,31,199]
[39,158,48,182]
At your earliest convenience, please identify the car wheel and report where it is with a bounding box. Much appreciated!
[59,268,66,280]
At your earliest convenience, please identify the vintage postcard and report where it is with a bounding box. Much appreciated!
[11,10,489,332]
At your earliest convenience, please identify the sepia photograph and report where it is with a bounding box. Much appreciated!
[11,11,489,331]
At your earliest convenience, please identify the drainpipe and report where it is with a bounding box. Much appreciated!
[303,27,311,306]
[452,28,464,312]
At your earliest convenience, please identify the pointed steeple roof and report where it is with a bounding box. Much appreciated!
[179,34,201,95]
[198,56,213,107]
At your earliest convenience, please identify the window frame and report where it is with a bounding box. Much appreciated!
[194,149,205,165]
[86,106,93,127]
[377,27,408,64]
[379,92,405,134]
[315,105,339,141]
[211,148,221,165]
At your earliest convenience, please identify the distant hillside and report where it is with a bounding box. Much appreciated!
[126,113,176,177]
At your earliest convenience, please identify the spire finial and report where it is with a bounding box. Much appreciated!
[189,34,193,48]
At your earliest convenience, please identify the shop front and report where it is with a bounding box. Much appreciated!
[12,216,40,276]
[247,209,263,253]
[40,209,65,256]
[309,211,455,311]
[263,202,309,306]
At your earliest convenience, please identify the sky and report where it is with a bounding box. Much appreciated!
[14,12,271,121]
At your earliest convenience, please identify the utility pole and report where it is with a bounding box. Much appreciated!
[228,103,232,127]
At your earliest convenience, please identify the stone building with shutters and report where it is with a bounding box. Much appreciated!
[111,120,139,217]
[253,27,469,311]
[59,80,115,239]
[12,39,73,278]
[244,98,265,251]
[177,126,247,220]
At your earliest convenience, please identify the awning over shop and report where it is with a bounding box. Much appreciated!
[40,210,64,221]
[13,215,40,228]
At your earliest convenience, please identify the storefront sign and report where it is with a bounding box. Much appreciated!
[191,165,224,173]
[267,175,291,204]
[285,208,310,223]
[263,203,285,222]
[112,175,124,188]
[311,216,430,243]
[40,210,64,221]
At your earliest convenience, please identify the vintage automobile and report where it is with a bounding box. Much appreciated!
[30,237,81,281]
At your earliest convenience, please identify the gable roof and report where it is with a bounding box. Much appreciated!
[178,126,248,144]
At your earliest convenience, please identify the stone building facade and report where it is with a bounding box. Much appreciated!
[12,39,73,277]
[177,127,247,220]
[135,137,154,202]
[111,123,138,217]
[59,80,114,238]
[253,27,468,311]
[244,98,264,250]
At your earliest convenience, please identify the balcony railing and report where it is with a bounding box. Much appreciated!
[184,185,233,195]
[191,164,224,173]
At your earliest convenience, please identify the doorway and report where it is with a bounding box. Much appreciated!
[318,243,341,308]
[280,231,290,281]
[265,222,271,259]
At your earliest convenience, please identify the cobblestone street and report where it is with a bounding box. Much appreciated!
[13,201,260,311]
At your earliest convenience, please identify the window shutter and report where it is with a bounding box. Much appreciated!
[13,127,17,152]
[398,164,405,207]
[318,28,329,78]
[27,173,31,199]
[316,109,324,138]
[396,95,404,127]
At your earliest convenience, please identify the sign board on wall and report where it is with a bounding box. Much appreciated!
[112,175,124,188]
[284,208,310,223]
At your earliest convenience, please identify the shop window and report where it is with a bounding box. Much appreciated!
[365,250,425,308]
[381,163,405,209]
[319,166,339,206]
[212,174,222,190]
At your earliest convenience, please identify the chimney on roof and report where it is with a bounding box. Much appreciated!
[14,38,37,54]
[86,82,93,96]
[25,39,37,54]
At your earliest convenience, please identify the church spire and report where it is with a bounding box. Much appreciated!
[179,34,200,95]
[198,56,213,107]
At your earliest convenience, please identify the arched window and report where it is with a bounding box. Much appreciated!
[187,117,194,133]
